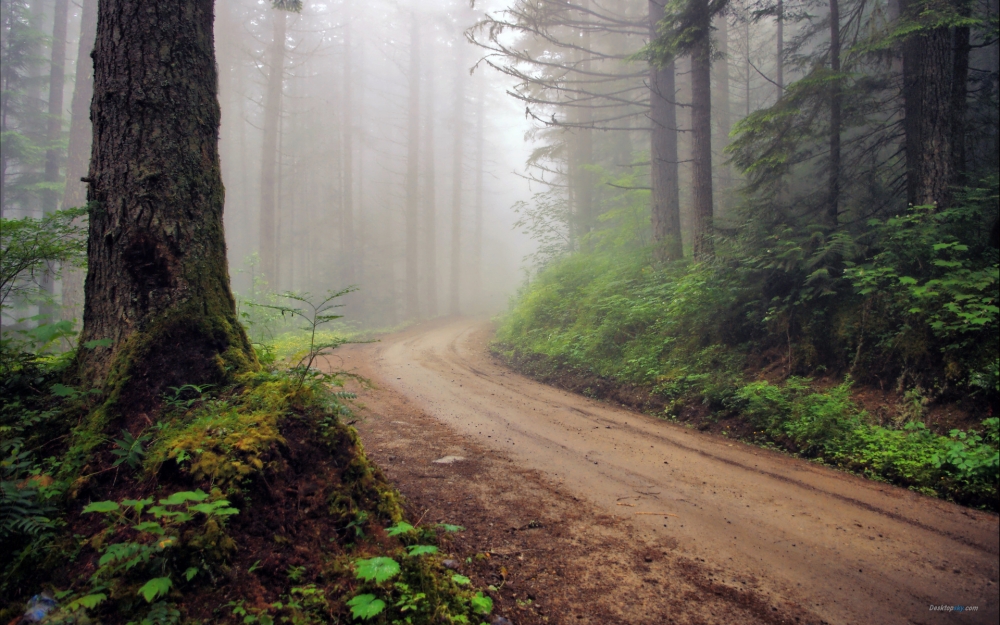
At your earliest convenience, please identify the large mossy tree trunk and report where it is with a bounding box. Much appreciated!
[689,0,714,260]
[76,0,256,415]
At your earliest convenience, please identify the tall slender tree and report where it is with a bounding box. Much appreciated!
[690,0,714,259]
[405,16,421,318]
[259,6,288,285]
[449,45,466,316]
[649,0,683,260]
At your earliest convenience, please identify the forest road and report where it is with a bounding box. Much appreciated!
[329,317,999,625]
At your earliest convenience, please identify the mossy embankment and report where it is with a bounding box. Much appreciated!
[493,239,999,510]
[1,351,495,624]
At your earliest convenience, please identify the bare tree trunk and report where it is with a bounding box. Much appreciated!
[649,0,683,261]
[828,0,841,226]
[60,0,98,322]
[950,0,970,184]
[901,0,956,208]
[691,0,714,260]
[38,0,70,319]
[449,49,466,316]
[421,62,438,317]
[77,0,255,413]
[405,17,420,318]
[62,0,97,212]
[259,9,287,286]
[473,77,484,309]
[776,0,784,94]
[43,0,69,215]
[342,22,355,286]
[714,12,732,220]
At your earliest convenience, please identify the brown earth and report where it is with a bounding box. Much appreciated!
[324,317,1000,625]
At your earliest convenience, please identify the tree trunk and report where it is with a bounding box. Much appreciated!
[342,22,355,286]
[776,0,784,94]
[259,9,287,285]
[950,0,970,184]
[828,0,841,226]
[714,11,732,221]
[405,17,420,319]
[449,49,466,316]
[690,0,714,260]
[421,64,438,318]
[473,77,484,309]
[60,0,98,322]
[76,0,256,414]
[649,0,683,261]
[42,0,69,215]
[901,0,954,207]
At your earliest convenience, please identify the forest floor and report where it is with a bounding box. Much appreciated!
[323,317,999,625]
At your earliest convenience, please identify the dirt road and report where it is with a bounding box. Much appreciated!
[330,318,998,625]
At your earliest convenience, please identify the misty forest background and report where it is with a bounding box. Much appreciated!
[2,0,999,551]
[0,0,999,622]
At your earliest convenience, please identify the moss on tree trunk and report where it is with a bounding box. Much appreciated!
[75,0,256,420]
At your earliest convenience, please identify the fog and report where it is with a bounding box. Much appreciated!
[215,0,535,327]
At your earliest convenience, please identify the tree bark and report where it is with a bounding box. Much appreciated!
[342,21,355,286]
[76,0,256,413]
[649,0,683,261]
[259,8,287,285]
[60,0,98,322]
[690,0,714,260]
[421,62,438,318]
[449,48,466,316]
[714,11,732,220]
[43,0,69,215]
[901,0,955,207]
[950,0,970,184]
[473,76,484,309]
[405,17,420,319]
[776,0,784,94]
[62,0,97,212]
[828,0,841,226]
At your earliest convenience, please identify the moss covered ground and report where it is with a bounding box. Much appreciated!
[1,346,495,624]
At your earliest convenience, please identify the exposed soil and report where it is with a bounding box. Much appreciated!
[326,317,1000,625]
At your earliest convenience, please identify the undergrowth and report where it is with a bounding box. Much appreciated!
[1,292,495,624]
[494,196,999,509]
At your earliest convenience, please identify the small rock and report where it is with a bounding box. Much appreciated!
[442,559,461,570]
[491,617,514,625]
[433,456,465,464]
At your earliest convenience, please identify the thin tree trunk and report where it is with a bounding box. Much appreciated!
[405,17,420,318]
[776,0,784,94]
[950,1,970,184]
[691,0,714,259]
[649,0,683,261]
[421,49,438,317]
[259,9,287,286]
[342,22,355,286]
[59,0,98,322]
[77,0,255,411]
[449,49,466,315]
[714,12,732,220]
[39,0,70,319]
[473,78,484,309]
[62,0,96,212]
[43,0,69,215]
[828,0,841,226]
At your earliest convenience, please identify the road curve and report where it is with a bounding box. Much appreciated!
[356,317,999,624]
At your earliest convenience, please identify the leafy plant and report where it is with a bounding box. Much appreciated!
[353,556,400,584]
[111,430,152,470]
